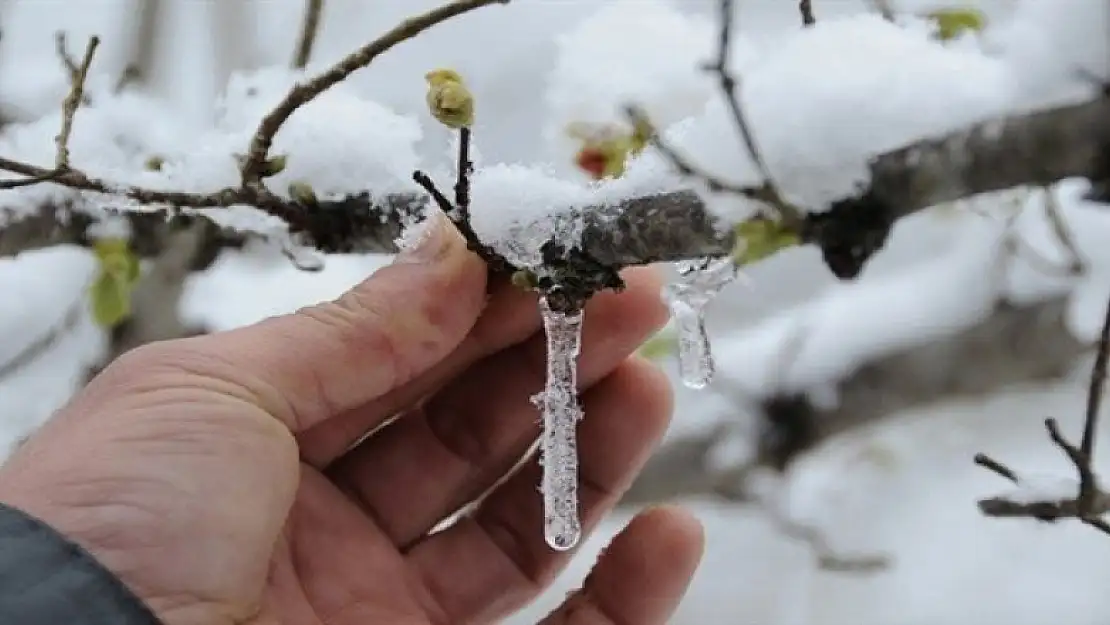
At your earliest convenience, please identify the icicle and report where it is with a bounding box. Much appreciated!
[531,295,585,551]
[661,257,738,389]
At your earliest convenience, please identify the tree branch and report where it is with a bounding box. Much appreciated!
[1,10,1109,292]
[292,0,325,70]
[628,294,1087,507]
[620,293,1090,567]
[0,34,98,191]
[975,292,1110,536]
[54,34,97,171]
[240,0,509,188]
[4,95,1104,262]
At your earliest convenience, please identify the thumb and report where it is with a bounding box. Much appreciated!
[178,214,487,432]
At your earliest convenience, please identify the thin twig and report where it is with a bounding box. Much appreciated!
[3,32,1110,278]
[1042,185,1087,275]
[240,0,510,188]
[53,31,80,84]
[55,35,98,171]
[799,0,816,26]
[973,453,1019,483]
[974,293,1110,536]
[454,126,473,219]
[292,0,325,70]
[0,170,67,190]
[0,33,99,191]
[0,2,510,250]
[412,169,508,273]
[1081,294,1110,462]
[626,106,758,198]
[703,0,803,230]
[632,0,805,231]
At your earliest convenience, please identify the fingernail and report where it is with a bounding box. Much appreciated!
[395,213,454,264]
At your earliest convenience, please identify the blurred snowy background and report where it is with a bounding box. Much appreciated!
[3,0,1110,623]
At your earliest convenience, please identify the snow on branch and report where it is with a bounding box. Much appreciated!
[3,95,1109,273]
[1,0,1109,307]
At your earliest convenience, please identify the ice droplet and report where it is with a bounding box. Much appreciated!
[662,257,737,389]
[531,295,584,551]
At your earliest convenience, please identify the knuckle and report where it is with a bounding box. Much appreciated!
[297,290,408,390]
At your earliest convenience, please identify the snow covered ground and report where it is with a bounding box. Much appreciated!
[3,0,1110,622]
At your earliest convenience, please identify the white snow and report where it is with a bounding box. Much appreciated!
[467,152,681,267]
[541,0,722,174]
[2,0,1110,624]
[710,208,1010,402]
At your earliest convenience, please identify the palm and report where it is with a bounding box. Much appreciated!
[244,267,699,624]
[258,469,444,624]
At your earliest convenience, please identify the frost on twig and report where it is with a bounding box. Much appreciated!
[975,293,1110,537]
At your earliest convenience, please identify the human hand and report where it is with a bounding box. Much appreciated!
[0,216,704,625]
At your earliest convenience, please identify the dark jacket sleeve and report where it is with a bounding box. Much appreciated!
[0,502,162,624]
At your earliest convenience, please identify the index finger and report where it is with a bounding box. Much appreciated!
[169,215,487,433]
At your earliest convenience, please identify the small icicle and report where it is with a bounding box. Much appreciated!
[531,295,585,551]
[661,257,738,389]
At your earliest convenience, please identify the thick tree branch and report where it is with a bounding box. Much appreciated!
[1,21,1109,288]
